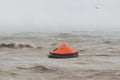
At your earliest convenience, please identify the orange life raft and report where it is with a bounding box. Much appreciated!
[48,43,78,58]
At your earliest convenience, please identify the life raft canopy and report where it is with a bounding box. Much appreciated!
[48,43,79,58]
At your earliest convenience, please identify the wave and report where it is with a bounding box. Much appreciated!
[0,43,42,49]
[0,31,120,43]
[55,32,78,38]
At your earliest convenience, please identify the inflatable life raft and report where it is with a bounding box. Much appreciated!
[48,43,79,58]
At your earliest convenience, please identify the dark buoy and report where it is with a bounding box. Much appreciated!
[48,43,79,58]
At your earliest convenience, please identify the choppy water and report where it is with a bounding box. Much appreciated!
[0,31,120,80]
[0,31,120,43]
[0,31,120,55]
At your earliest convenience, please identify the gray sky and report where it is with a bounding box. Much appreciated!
[0,0,120,32]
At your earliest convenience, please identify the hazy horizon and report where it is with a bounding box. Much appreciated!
[0,0,120,32]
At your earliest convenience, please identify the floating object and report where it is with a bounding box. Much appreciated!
[48,43,78,58]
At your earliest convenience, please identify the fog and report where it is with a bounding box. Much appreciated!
[0,0,120,33]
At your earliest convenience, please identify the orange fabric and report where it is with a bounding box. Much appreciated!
[50,43,77,54]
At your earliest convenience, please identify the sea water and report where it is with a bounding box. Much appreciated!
[0,31,120,55]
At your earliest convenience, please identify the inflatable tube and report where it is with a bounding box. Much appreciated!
[48,52,78,58]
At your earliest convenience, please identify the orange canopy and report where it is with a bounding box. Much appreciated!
[50,43,77,55]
